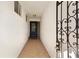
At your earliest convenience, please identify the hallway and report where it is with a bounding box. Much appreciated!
[0,1,56,58]
[18,39,50,58]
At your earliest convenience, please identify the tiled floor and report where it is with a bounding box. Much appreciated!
[18,39,50,58]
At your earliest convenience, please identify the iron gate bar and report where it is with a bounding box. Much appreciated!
[76,1,78,57]
[57,1,63,6]
[60,2,63,58]
[67,1,69,58]
[56,1,58,58]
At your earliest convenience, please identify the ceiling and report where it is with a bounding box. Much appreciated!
[20,1,50,18]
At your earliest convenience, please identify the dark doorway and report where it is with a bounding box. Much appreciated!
[30,21,40,39]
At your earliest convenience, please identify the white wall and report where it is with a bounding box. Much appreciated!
[40,2,56,58]
[0,1,28,57]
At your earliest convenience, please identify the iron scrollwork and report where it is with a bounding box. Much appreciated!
[56,1,79,58]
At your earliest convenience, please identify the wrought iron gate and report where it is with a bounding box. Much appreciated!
[56,1,79,58]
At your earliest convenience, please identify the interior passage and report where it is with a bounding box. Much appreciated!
[18,39,50,58]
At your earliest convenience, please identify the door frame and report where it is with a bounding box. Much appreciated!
[30,21,38,38]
